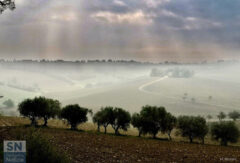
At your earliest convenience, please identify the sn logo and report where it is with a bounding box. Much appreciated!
[4,141,26,153]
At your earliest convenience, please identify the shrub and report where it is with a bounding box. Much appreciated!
[111,108,131,135]
[93,107,114,134]
[12,128,70,163]
[211,121,239,146]
[228,111,240,121]
[177,116,208,144]
[61,104,91,130]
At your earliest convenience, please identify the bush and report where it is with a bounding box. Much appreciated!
[228,111,240,121]
[177,116,208,144]
[61,104,91,130]
[211,121,239,146]
[93,107,114,134]
[12,128,69,163]
[111,108,131,135]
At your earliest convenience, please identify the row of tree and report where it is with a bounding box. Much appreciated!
[18,97,240,146]
[206,111,240,121]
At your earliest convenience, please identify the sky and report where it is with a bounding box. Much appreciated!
[0,0,240,62]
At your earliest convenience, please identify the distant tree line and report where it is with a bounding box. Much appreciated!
[0,59,204,66]
[18,97,240,146]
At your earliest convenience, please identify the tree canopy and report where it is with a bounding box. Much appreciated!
[161,112,177,140]
[131,113,145,137]
[177,116,208,144]
[139,106,167,138]
[217,112,226,121]
[18,98,39,126]
[228,111,240,121]
[61,104,91,130]
[93,107,114,134]
[39,98,61,126]
[18,97,61,126]
[111,108,131,135]
[211,121,239,146]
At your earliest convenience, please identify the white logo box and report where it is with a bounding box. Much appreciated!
[4,141,26,153]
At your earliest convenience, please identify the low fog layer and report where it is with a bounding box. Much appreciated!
[0,60,240,118]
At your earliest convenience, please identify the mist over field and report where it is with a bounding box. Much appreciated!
[1,60,240,118]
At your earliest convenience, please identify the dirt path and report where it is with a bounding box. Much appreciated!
[138,76,169,95]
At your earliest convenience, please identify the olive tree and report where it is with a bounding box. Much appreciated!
[131,113,145,137]
[140,105,167,139]
[18,97,61,126]
[39,98,61,127]
[18,99,39,126]
[211,122,239,146]
[61,104,91,130]
[206,114,213,121]
[93,107,114,134]
[228,111,240,121]
[111,108,131,135]
[177,116,208,144]
[217,112,226,121]
[93,111,103,132]
[161,112,177,140]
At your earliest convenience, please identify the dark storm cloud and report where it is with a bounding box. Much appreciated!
[0,0,239,61]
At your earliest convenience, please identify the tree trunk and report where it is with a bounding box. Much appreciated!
[71,124,77,130]
[138,130,142,137]
[114,127,119,135]
[104,126,107,134]
[189,136,193,143]
[43,117,48,127]
[30,117,37,126]
[97,124,100,132]
[201,137,205,144]
[221,140,228,146]
[168,131,172,141]
[153,133,157,139]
